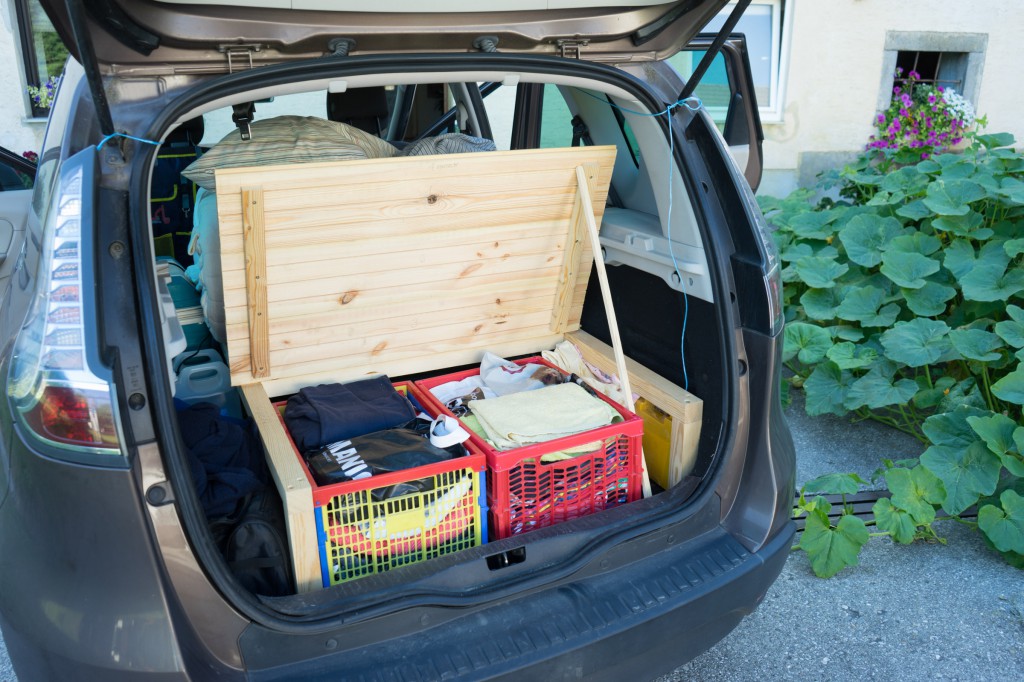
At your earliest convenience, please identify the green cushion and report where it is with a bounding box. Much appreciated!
[182,115,397,191]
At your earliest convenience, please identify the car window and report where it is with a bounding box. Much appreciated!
[539,85,574,148]
[480,84,515,150]
[0,149,34,191]
[30,59,78,240]
[201,92,328,146]
[667,50,730,130]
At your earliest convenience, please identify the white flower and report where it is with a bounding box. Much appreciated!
[941,89,976,125]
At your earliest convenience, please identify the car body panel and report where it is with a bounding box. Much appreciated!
[42,0,732,71]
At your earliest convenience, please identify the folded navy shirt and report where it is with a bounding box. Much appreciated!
[284,376,417,453]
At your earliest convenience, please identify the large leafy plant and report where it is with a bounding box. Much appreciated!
[763,132,1024,576]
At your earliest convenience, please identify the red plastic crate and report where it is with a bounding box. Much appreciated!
[415,358,643,538]
[274,382,487,586]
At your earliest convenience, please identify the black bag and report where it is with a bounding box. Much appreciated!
[211,490,294,597]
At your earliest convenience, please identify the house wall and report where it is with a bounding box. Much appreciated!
[760,0,1024,197]
[0,5,46,156]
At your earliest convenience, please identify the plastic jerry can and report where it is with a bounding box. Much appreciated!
[173,349,242,418]
[635,397,672,491]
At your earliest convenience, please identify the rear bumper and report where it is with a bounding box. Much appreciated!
[245,521,795,681]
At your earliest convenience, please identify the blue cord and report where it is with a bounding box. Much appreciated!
[96,132,161,150]
[578,90,698,391]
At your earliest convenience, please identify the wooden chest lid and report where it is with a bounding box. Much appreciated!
[214,145,617,396]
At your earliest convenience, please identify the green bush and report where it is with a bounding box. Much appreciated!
[763,132,1024,576]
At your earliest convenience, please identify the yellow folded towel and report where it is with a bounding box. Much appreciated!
[468,383,622,451]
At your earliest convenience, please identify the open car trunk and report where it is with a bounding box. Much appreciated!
[139,55,734,621]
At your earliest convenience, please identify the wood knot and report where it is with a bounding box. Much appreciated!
[473,324,483,333]
[372,341,388,355]
[427,194,438,204]
[340,290,358,305]
[495,298,502,305]
[460,263,482,278]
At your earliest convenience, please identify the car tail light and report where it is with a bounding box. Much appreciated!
[8,152,123,457]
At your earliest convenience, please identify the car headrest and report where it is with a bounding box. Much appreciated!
[326,87,390,135]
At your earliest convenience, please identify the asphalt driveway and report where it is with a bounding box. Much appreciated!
[1,395,1021,680]
[664,393,1024,681]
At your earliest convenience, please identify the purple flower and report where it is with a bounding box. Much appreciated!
[893,86,901,95]
[876,113,886,123]
[901,93,912,106]
[927,94,937,104]
[908,70,920,79]
[921,152,930,159]
[900,107,909,116]
[895,67,904,76]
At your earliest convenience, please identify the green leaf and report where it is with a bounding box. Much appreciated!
[1000,449,1024,478]
[830,325,865,342]
[922,405,989,446]
[873,497,919,544]
[880,319,953,367]
[783,322,832,364]
[923,179,987,216]
[800,288,841,321]
[902,281,957,317]
[932,211,987,237]
[795,256,849,289]
[880,166,929,194]
[835,286,899,327]
[967,413,1018,456]
[895,199,933,221]
[938,378,987,413]
[826,341,879,369]
[948,328,1004,362]
[844,369,919,410]
[977,490,1024,554]
[789,211,839,240]
[838,214,904,267]
[994,305,1024,348]
[885,233,941,256]
[780,242,814,263]
[975,132,1016,149]
[885,467,939,524]
[943,239,976,280]
[802,472,867,496]
[991,364,1024,405]
[920,441,1002,515]
[803,362,854,417]
[960,240,1024,302]
[799,513,869,578]
[995,177,1024,206]
[879,251,940,289]
[1004,239,1024,258]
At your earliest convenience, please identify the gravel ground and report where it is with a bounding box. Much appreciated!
[1,399,1021,681]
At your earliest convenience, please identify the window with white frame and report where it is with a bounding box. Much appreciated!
[13,0,69,118]
[703,1,782,111]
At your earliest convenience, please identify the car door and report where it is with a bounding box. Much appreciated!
[672,33,765,190]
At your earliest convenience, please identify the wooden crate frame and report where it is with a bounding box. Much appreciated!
[214,145,693,592]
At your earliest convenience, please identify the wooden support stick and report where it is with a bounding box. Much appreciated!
[574,165,653,498]
[241,187,270,379]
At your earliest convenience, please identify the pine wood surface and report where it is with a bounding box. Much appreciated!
[215,146,616,391]
[238,382,320,593]
[566,330,704,486]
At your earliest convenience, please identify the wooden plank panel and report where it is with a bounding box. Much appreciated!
[566,330,704,486]
[241,188,270,379]
[238,383,320,592]
[216,146,616,386]
[220,237,566,300]
[222,275,558,331]
[219,224,568,273]
[231,307,557,376]
[258,333,567,399]
[550,168,587,333]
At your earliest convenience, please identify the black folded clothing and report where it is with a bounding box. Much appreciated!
[304,428,454,500]
[284,376,416,452]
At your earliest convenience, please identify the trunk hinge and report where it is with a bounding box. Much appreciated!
[218,43,263,73]
[557,38,590,59]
